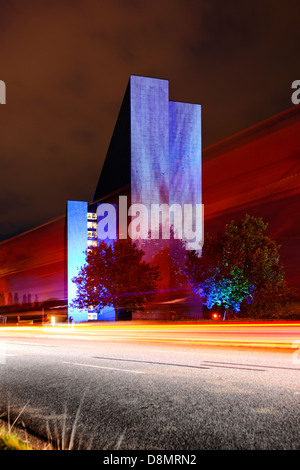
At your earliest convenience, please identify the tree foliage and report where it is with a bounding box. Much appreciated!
[71,239,160,318]
[185,214,286,318]
[150,242,189,292]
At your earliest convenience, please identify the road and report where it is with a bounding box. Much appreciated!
[0,322,299,450]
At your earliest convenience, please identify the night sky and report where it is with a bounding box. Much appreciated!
[0,0,299,241]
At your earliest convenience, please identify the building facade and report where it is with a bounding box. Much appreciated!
[67,76,203,322]
[0,78,299,323]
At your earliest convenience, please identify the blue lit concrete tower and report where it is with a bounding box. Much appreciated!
[66,76,202,321]
[67,200,89,322]
[92,75,202,319]
[130,75,170,208]
[169,100,202,315]
[94,75,202,235]
[169,100,202,214]
[169,100,202,253]
[67,76,203,321]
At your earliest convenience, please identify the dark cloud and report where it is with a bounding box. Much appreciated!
[0,0,299,240]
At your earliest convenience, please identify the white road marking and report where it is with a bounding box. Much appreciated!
[8,341,54,347]
[63,361,146,374]
[150,349,196,354]
[0,353,16,364]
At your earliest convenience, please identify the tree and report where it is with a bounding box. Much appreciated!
[150,236,189,291]
[71,239,160,320]
[185,215,286,320]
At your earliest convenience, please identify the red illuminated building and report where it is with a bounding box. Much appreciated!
[0,103,299,321]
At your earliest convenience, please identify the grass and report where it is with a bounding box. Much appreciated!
[0,426,33,450]
[0,400,51,451]
[0,401,33,450]
[0,389,90,450]
[0,395,124,450]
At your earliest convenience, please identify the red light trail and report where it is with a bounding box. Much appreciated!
[1,321,300,351]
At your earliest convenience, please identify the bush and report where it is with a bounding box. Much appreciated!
[240,287,300,320]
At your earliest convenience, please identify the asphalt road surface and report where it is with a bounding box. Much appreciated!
[0,323,299,450]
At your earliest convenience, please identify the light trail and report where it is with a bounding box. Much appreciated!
[0,321,300,350]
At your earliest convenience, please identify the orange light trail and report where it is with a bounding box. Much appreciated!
[1,321,300,350]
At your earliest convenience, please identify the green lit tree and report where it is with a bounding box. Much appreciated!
[71,239,160,320]
[185,215,285,320]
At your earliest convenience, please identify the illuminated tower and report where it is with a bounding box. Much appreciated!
[68,75,202,322]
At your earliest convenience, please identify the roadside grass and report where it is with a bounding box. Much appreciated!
[0,401,33,450]
[0,426,33,450]
[0,401,51,451]
[0,390,90,450]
